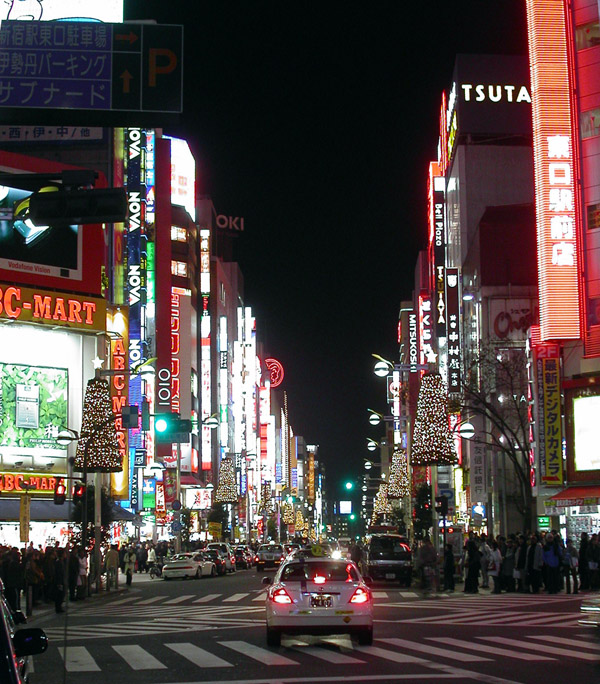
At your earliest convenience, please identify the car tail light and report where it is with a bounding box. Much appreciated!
[255,556,259,562]
[270,587,293,604]
[349,587,370,604]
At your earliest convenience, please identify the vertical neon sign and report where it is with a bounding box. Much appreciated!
[200,228,212,471]
[526,0,581,341]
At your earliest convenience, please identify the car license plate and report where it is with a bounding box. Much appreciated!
[310,594,332,608]
[385,573,396,579]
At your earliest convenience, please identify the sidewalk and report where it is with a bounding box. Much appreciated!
[27,571,154,626]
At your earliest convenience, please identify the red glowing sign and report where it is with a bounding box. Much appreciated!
[265,358,284,388]
[526,0,581,341]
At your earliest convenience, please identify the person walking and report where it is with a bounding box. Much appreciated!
[2,548,23,613]
[104,544,120,591]
[587,534,600,590]
[526,534,544,594]
[564,538,579,594]
[501,538,516,592]
[53,548,66,613]
[123,545,137,587]
[514,535,527,592]
[68,547,79,601]
[579,533,590,590]
[443,543,455,592]
[488,541,502,594]
[464,540,481,594]
[77,547,88,600]
[543,533,561,594]
[478,535,492,589]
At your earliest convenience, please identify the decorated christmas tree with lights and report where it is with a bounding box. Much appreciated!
[282,501,294,524]
[371,483,392,525]
[411,373,457,465]
[387,450,410,499]
[258,482,273,514]
[295,509,305,532]
[214,456,238,503]
[74,378,121,472]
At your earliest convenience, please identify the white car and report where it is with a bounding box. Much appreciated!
[256,543,285,571]
[162,552,217,580]
[206,543,236,572]
[263,556,373,647]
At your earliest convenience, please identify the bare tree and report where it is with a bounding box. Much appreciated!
[456,345,533,532]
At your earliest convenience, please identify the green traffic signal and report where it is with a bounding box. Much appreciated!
[154,413,192,442]
[349,513,356,521]
[345,481,354,491]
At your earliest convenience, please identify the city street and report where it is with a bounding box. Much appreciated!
[28,568,598,684]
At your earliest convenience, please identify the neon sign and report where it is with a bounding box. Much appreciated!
[265,358,284,388]
[526,0,581,340]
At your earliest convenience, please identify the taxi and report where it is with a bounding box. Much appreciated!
[263,552,373,647]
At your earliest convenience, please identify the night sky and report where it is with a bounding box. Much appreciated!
[127,1,529,494]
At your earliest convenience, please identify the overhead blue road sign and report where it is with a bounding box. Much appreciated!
[0,21,183,112]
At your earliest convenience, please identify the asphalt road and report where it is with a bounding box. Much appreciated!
[27,567,599,684]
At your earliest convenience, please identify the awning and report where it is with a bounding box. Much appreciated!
[0,499,67,521]
[549,486,600,506]
[0,499,138,522]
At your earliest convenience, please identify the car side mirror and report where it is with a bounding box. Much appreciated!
[13,628,49,657]
[12,610,27,625]
[363,576,374,586]
[262,576,272,585]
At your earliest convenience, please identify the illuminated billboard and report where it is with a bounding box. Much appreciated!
[0,362,67,458]
[165,136,196,220]
[573,395,600,472]
[526,0,581,340]
[339,500,352,515]
[0,1,123,22]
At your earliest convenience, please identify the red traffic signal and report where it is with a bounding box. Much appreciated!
[73,483,86,504]
[54,480,67,505]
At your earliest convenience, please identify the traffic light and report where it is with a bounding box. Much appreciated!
[73,483,86,505]
[154,412,192,443]
[344,481,354,491]
[435,495,449,516]
[53,479,67,505]
[28,187,128,225]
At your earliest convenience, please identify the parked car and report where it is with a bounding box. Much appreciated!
[203,549,226,575]
[256,543,285,572]
[0,592,48,683]
[262,556,373,647]
[363,534,412,586]
[162,552,217,580]
[206,543,236,572]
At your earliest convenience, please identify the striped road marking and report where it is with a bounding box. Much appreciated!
[380,638,492,663]
[430,637,554,661]
[478,636,598,661]
[220,640,298,666]
[163,595,196,604]
[223,593,250,602]
[61,646,101,671]
[137,596,164,605]
[193,593,221,603]
[112,644,166,670]
[166,642,233,668]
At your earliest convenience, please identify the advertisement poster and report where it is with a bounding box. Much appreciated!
[0,362,67,457]
[541,357,563,485]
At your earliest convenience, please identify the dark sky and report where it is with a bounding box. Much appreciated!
[128,1,529,492]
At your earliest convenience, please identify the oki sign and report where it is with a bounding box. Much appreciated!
[0,283,106,331]
[526,0,581,341]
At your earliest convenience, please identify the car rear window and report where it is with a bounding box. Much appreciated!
[260,545,283,552]
[281,561,360,582]
[369,537,411,556]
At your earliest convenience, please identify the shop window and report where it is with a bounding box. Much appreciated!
[171,260,187,277]
[580,107,600,140]
[171,226,187,242]
[576,21,600,50]
[587,203,600,230]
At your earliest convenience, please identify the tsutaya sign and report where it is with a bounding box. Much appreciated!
[460,84,531,103]
[526,0,581,341]
[0,283,106,331]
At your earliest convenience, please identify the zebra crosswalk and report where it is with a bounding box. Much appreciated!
[44,632,600,674]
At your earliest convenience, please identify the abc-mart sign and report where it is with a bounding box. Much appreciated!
[0,283,106,332]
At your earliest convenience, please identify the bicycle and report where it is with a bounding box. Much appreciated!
[149,558,164,579]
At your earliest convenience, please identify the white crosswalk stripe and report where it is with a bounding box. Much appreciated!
[429,637,554,661]
[112,644,166,670]
[371,591,389,599]
[253,592,266,601]
[166,642,233,668]
[526,634,600,652]
[291,645,365,664]
[478,636,599,661]
[223,592,250,602]
[193,593,221,603]
[379,637,492,662]
[163,594,196,604]
[136,596,164,605]
[220,640,298,665]
[60,646,101,672]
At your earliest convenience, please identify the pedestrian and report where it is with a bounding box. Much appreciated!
[123,545,136,587]
[417,537,438,592]
[501,538,516,592]
[53,548,66,613]
[526,534,544,594]
[488,541,502,594]
[443,543,455,592]
[104,544,120,590]
[464,540,481,594]
[564,538,579,594]
[478,535,491,589]
[543,533,561,594]
[514,535,527,592]
[579,533,590,590]
[2,548,23,613]
[68,547,79,601]
[587,534,600,590]
[350,541,363,568]
[77,547,88,600]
